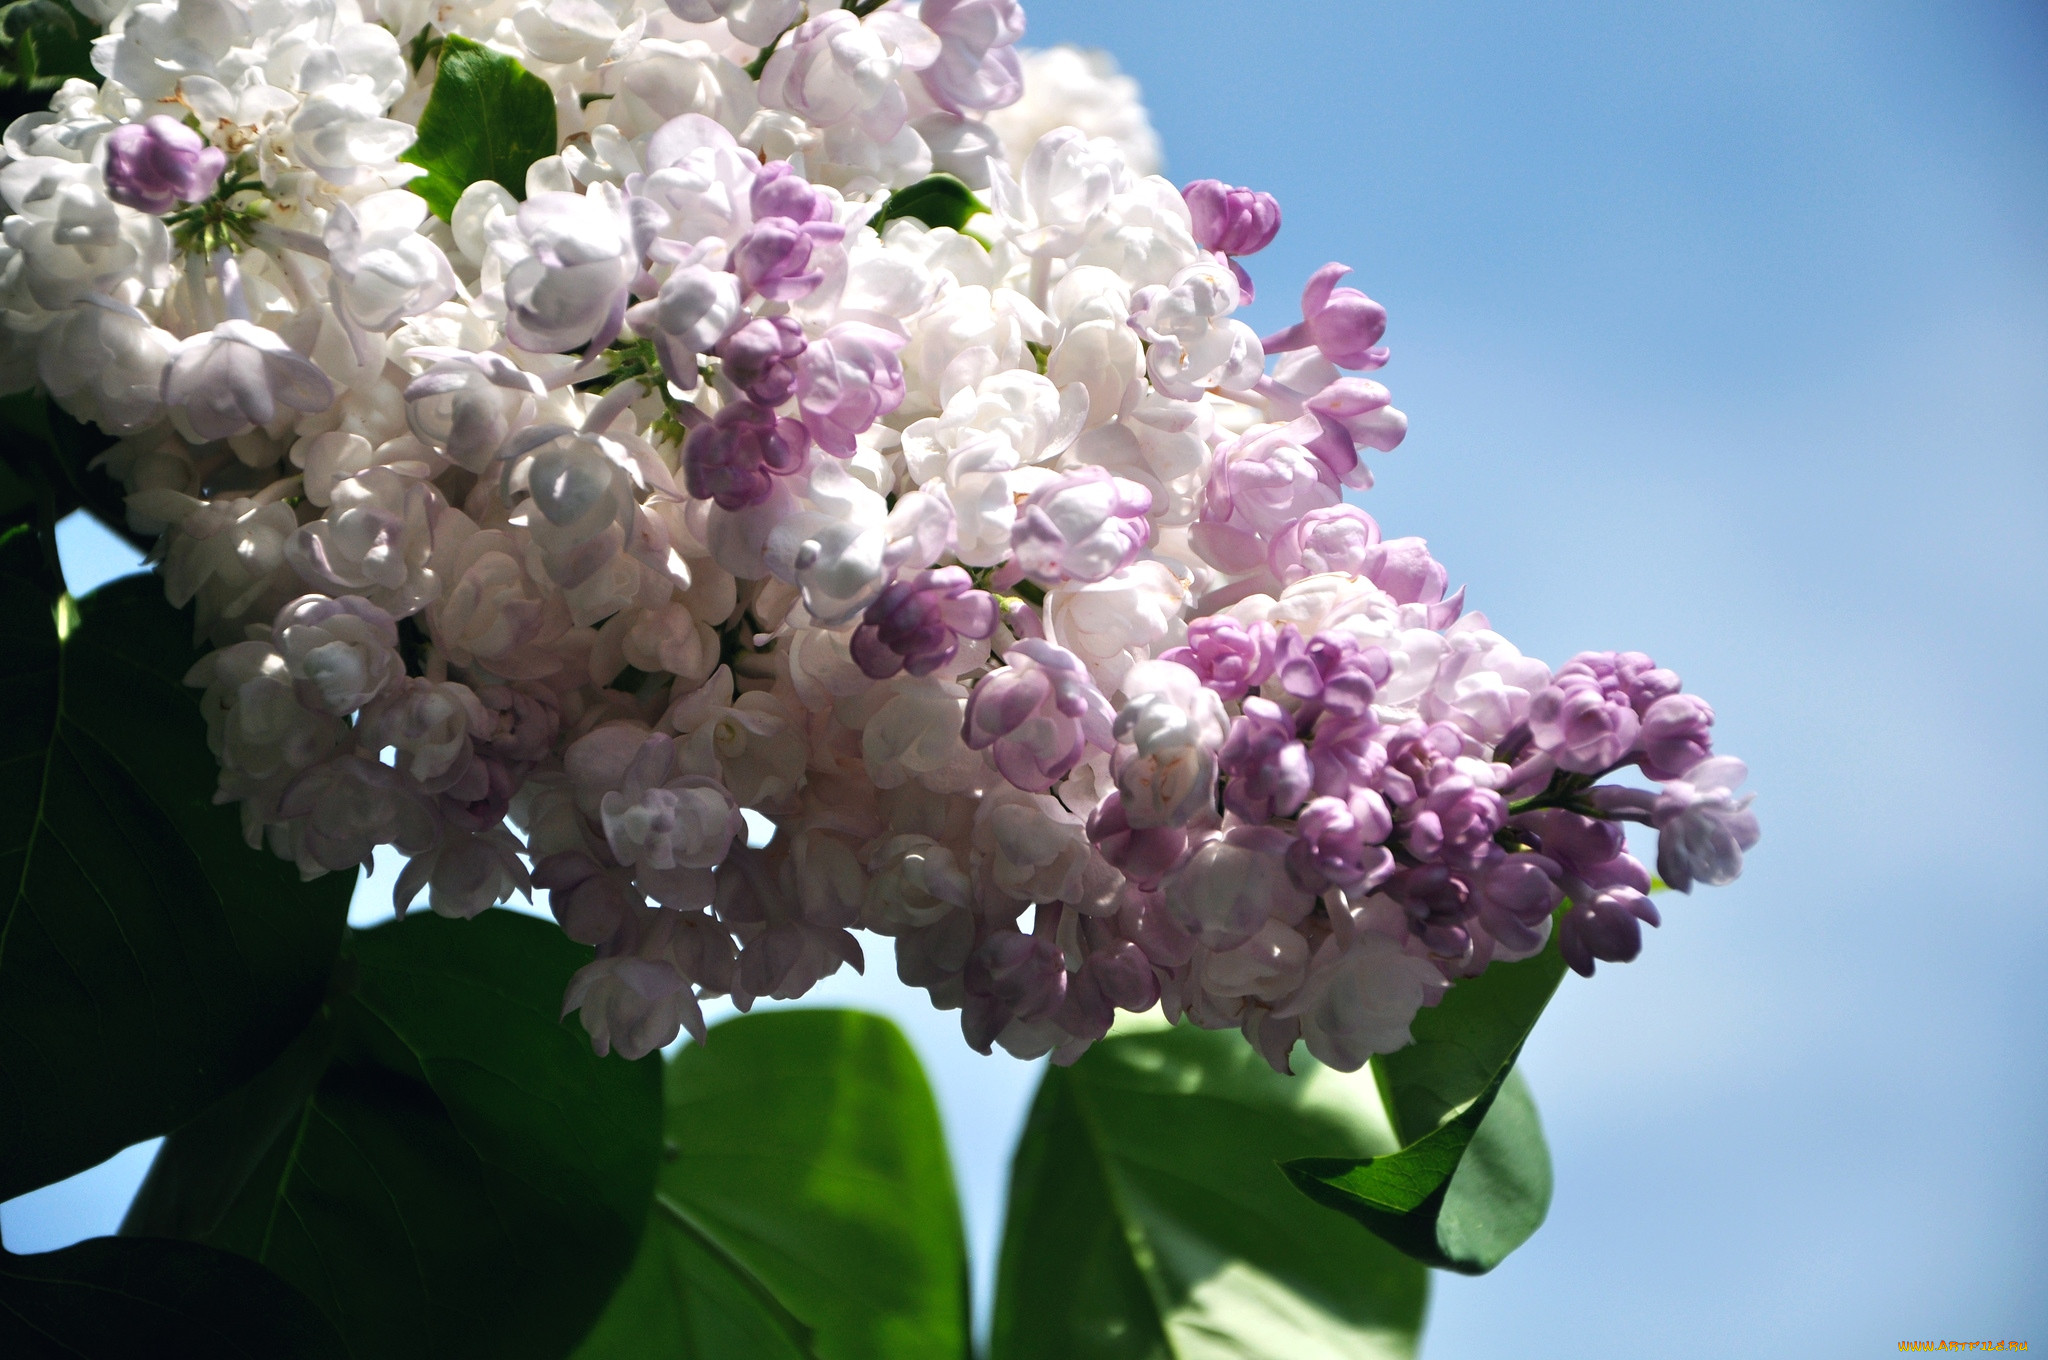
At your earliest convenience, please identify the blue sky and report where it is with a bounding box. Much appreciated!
[7,2,2045,1355]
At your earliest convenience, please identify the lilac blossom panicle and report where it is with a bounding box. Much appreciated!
[3,0,1756,1069]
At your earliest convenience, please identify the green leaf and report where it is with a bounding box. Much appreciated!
[990,1020,1429,1360]
[576,1009,969,1360]
[401,34,558,220]
[0,1236,348,1359]
[122,911,663,1360]
[870,175,988,235]
[1281,942,1566,1275]
[0,0,98,92]
[0,556,350,1201]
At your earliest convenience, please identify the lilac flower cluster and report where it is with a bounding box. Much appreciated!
[0,0,1758,1076]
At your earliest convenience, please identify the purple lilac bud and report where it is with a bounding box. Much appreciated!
[441,755,517,833]
[1388,863,1478,959]
[1404,771,1507,871]
[1073,937,1159,1021]
[1285,791,1394,894]
[1639,693,1715,781]
[850,567,998,679]
[1559,887,1660,977]
[1514,807,1628,879]
[1182,179,1282,256]
[751,161,836,224]
[1011,467,1153,585]
[102,115,227,215]
[1379,720,1466,804]
[682,400,808,510]
[1086,791,1192,890]
[1614,651,1682,713]
[474,682,561,764]
[1273,627,1388,726]
[1159,617,1275,703]
[1218,696,1312,821]
[730,213,846,302]
[1527,653,1643,774]
[1477,853,1564,956]
[795,323,907,458]
[1260,263,1390,370]
[971,929,1068,1024]
[718,314,808,406]
[532,851,638,946]
[1269,504,1380,584]
[1117,887,1198,968]
[962,638,1115,793]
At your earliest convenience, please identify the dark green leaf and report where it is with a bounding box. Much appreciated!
[0,391,151,555]
[402,34,558,220]
[870,175,988,235]
[123,911,663,1360]
[0,0,98,93]
[576,1008,969,1360]
[990,1021,1429,1360]
[0,558,350,1201]
[1281,942,1566,1274]
[0,1235,348,1359]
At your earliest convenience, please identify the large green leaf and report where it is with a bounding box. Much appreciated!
[990,1020,1430,1360]
[0,1236,347,1359]
[123,911,662,1360]
[402,34,558,220]
[576,1008,969,1360]
[0,546,351,1201]
[1282,942,1566,1275]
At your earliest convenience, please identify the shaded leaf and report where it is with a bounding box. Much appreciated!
[123,912,662,1360]
[1282,942,1566,1274]
[0,0,98,95]
[402,35,558,220]
[574,1190,819,1360]
[990,1020,1429,1360]
[0,392,144,555]
[870,175,987,234]
[577,1009,968,1360]
[0,1235,347,1359]
[0,554,350,1201]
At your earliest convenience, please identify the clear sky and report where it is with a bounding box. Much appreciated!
[6,2,2045,1355]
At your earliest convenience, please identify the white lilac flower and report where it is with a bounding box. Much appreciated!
[325,191,456,331]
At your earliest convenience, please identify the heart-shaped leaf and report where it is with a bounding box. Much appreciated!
[1282,941,1565,1274]
[0,541,350,1201]
[576,1008,968,1360]
[0,1235,347,1359]
[991,1019,1429,1360]
[123,911,662,1360]
[402,34,558,220]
